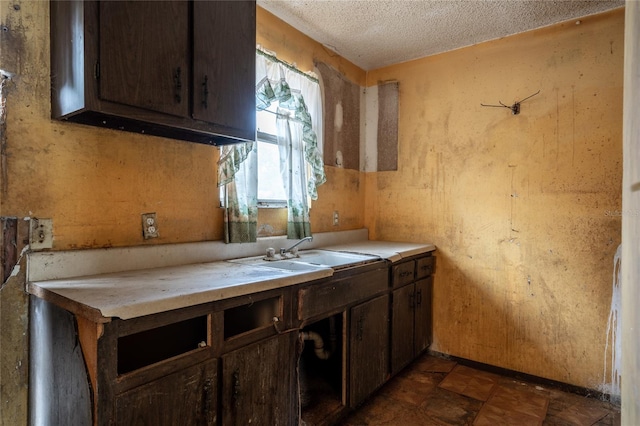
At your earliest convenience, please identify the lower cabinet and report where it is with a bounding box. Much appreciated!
[221,331,298,426]
[115,360,217,425]
[391,276,433,374]
[31,252,435,426]
[298,263,390,423]
[349,294,389,408]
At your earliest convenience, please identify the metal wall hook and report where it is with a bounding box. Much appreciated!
[481,90,540,115]
[0,70,13,80]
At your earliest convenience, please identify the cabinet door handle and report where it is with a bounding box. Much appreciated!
[400,271,413,278]
[232,370,240,408]
[173,67,182,104]
[202,75,209,109]
[409,292,415,309]
[416,289,422,306]
[203,379,213,422]
[356,315,364,341]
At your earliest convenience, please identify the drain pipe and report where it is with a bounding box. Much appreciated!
[300,330,332,360]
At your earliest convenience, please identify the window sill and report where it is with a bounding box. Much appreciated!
[258,201,287,209]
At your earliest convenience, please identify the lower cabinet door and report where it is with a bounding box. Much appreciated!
[391,284,415,375]
[414,277,433,355]
[115,359,217,426]
[221,331,297,426]
[349,294,389,408]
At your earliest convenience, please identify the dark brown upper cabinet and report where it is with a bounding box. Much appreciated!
[98,2,190,118]
[50,0,256,146]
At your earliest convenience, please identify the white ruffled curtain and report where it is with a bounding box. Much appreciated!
[218,142,258,243]
[217,49,325,243]
[276,108,311,237]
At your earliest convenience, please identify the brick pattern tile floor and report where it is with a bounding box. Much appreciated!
[339,355,620,426]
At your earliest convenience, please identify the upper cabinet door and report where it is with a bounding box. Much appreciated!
[192,1,256,141]
[98,1,190,118]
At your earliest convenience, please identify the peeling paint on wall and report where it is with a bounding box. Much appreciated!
[601,243,621,400]
[377,81,399,172]
[316,61,361,171]
[0,75,7,199]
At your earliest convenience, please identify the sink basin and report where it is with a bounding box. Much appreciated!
[292,250,380,270]
[227,257,331,272]
[228,250,381,272]
[252,259,330,272]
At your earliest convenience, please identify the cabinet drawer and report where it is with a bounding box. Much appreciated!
[392,261,415,288]
[298,268,388,321]
[416,256,435,279]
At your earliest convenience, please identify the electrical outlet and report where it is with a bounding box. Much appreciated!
[30,218,53,250]
[142,213,159,239]
[333,211,339,226]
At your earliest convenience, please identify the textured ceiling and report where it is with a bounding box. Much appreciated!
[257,0,625,70]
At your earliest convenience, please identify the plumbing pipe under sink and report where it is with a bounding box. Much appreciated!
[300,317,337,360]
[300,331,332,360]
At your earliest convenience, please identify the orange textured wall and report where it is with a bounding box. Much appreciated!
[364,9,624,390]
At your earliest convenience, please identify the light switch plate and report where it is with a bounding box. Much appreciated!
[30,218,53,250]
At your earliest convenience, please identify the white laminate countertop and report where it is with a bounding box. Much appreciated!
[28,261,333,322]
[27,232,436,323]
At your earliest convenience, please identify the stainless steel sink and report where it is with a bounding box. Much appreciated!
[293,250,380,270]
[227,256,331,272]
[228,249,381,272]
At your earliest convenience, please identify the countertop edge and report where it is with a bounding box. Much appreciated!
[28,282,112,324]
[30,265,334,322]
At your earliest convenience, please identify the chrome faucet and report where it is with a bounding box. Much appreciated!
[280,236,313,256]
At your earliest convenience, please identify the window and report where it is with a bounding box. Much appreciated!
[217,48,326,243]
[256,107,287,207]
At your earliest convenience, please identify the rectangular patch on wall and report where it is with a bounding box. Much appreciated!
[315,61,361,170]
[377,81,399,172]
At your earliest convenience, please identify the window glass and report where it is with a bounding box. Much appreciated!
[257,106,277,135]
[257,109,287,205]
[257,139,286,203]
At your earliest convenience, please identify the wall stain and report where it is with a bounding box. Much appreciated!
[572,85,576,167]
[316,62,360,170]
[601,244,621,401]
[0,76,8,200]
